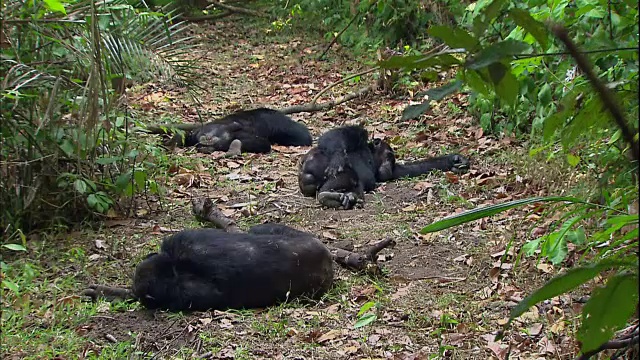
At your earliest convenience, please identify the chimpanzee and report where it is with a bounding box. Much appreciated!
[298,125,470,209]
[170,108,313,153]
[84,224,334,312]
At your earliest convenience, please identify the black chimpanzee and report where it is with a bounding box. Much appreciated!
[298,125,470,209]
[170,108,313,153]
[83,224,334,312]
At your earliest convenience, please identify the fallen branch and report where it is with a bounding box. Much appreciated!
[277,84,375,114]
[206,1,265,17]
[181,11,233,22]
[192,197,242,233]
[190,196,396,273]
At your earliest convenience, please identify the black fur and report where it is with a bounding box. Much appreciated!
[132,224,334,311]
[176,108,312,153]
[298,125,470,209]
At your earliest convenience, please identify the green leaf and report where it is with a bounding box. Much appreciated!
[542,233,568,265]
[428,26,478,50]
[498,261,632,338]
[464,69,491,96]
[2,244,27,252]
[115,171,132,192]
[565,227,586,245]
[74,179,87,194]
[2,280,20,295]
[508,9,549,50]
[472,0,509,36]
[578,273,639,353]
[60,139,75,157]
[421,196,579,233]
[466,40,531,70]
[134,170,147,190]
[491,63,518,106]
[43,0,67,14]
[522,238,542,256]
[401,80,463,121]
[357,301,376,317]
[566,154,580,167]
[87,193,98,208]
[354,313,377,329]
[537,83,552,105]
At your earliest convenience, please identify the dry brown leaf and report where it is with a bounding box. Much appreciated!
[402,204,417,212]
[445,172,460,183]
[536,263,554,273]
[391,284,414,301]
[322,231,339,240]
[527,323,543,336]
[413,181,434,191]
[316,329,340,343]
[485,338,509,360]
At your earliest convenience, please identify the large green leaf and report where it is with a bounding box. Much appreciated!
[428,26,479,51]
[490,62,518,106]
[43,0,67,14]
[421,196,579,233]
[496,261,633,339]
[401,80,463,121]
[508,9,549,50]
[578,273,639,353]
[472,0,509,36]
[463,69,491,96]
[466,40,531,70]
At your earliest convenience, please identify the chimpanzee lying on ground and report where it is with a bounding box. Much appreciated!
[83,224,334,312]
[169,108,313,153]
[298,125,470,209]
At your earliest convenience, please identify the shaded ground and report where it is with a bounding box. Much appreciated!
[2,14,596,360]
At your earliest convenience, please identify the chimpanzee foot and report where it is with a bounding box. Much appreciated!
[225,139,242,157]
[318,191,364,210]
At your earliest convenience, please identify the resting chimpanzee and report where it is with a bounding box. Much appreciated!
[84,224,334,312]
[171,108,313,153]
[298,125,470,209]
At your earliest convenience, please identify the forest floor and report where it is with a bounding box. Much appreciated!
[2,15,597,360]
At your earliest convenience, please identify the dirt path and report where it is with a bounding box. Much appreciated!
[42,17,583,360]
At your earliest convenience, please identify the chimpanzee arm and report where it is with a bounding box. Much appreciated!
[234,133,272,153]
[392,154,470,179]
